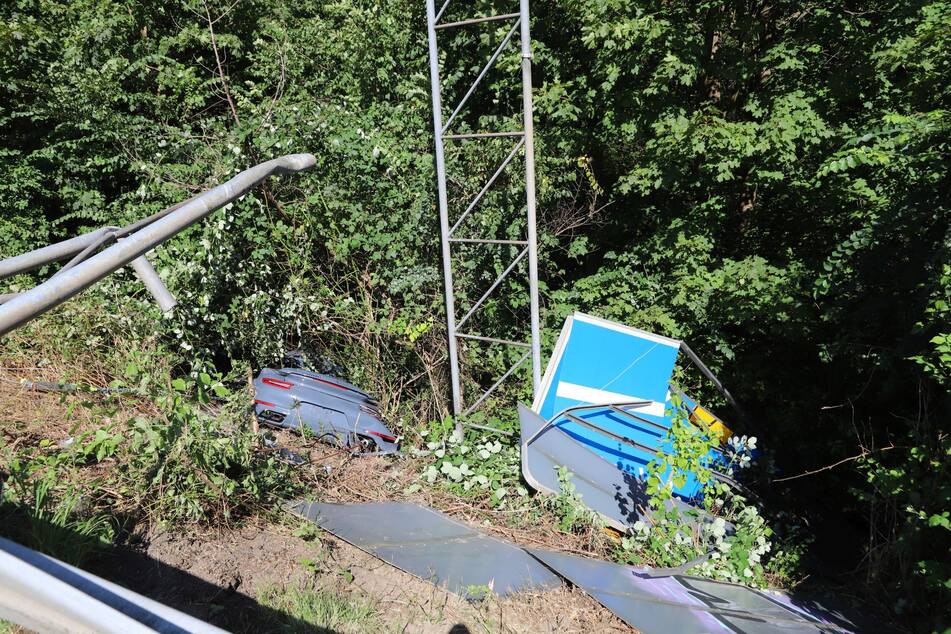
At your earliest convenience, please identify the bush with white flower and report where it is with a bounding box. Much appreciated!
[725,434,757,473]
[615,398,779,588]
[417,420,529,509]
[544,466,604,537]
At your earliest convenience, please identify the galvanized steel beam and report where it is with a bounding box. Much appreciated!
[435,13,519,30]
[425,0,464,418]
[0,537,227,634]
[0,227,116,281]
[130,255,177,313]
[425,1,542,430]
[0,154,315,337]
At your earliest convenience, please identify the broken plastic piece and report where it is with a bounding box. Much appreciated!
[290,501,562,598]
[254,368,398,454]
[276,447,307,465]
[527,548,858,634]
[531,313,738,499]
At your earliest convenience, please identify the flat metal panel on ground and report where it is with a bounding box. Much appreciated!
[291,501,562,598]
[527,549,858,634]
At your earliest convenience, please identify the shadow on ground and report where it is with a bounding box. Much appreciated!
[0,502,327,633]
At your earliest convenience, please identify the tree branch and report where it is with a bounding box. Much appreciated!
[203,0,241,128]
[772,443,896,483]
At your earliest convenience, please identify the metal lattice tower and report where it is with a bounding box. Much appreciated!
[425,0,541,430]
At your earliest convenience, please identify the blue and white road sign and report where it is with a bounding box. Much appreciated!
[533,312,680,421]
[532,312,717,499]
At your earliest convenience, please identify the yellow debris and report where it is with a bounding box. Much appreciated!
[690,404,733,443]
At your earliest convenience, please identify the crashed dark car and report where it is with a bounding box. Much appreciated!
[253,367,398,454]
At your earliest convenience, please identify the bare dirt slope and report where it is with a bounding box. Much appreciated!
[0,372,632,633]
[92,518,628,633]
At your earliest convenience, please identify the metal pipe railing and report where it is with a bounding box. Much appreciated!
[523,399,744,494]
[678,342,750,426]
[0,153,315,337]
[522,400,652,449]
[0,226,116,281]
[0,234,174,310]
[129,255,177,313]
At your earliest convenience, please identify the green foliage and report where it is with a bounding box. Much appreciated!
[912,264,951,386]
[1,456,115,566]
[1,363,298,561]
[544,466,604,535]
[257,581,380,634]
[856,433,951,607]
[115,371,297,524]
[0,0,948,625]
[418,422,529,509]
[617,403,776,587]
[462,583,494,602]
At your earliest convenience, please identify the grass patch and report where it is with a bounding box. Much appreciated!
[0,620,25,634]
[257,581,381,633]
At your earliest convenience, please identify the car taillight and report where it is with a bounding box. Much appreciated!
[262,377,294,390]
[312,376,348,391]
[254,399,276,407]
[367,430,396,443]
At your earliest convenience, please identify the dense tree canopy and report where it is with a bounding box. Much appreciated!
[1,0,948,626]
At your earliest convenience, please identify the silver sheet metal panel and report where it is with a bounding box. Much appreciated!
[291,501,562,598]
[527,549,857,634]
[519,403,697,532]
[519,402,646,531]
[0,537,226,634]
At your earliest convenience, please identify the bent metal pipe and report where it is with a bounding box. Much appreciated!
[0,153,316,337]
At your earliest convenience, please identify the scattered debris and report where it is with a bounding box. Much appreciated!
[526,549,858,634]
[287,499,855,633]
[258,430,309,465]
[290,501,563,599]
[275,447,308,466]
[254,367,398,454]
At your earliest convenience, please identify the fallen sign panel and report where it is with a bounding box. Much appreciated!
[533,312,681,422]
[290,501,562,598]
[519,403,698,532]
[532,312,737,499]
[527,549,858,634]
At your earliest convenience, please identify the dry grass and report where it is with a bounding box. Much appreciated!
[0,365,162,474]
[0,383,633,632]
